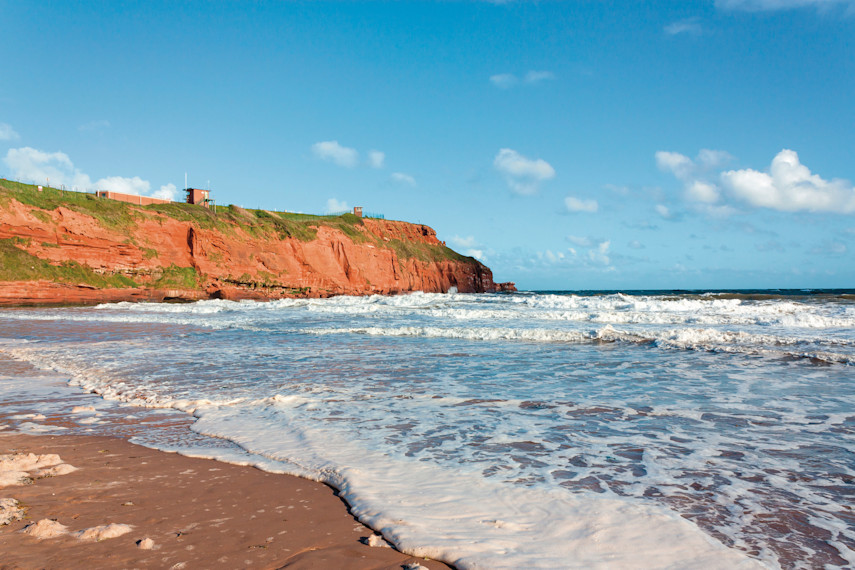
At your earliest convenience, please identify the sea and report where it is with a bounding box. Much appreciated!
[1,290,854,569]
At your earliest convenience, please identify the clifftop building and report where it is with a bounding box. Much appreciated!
[185,188,213,207]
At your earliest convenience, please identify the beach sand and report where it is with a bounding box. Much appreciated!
[0,434,452,569]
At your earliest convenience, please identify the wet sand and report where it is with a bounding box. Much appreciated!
[0,433,452,569]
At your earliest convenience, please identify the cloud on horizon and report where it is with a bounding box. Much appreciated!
[312,140,359,168]
[325,197,348,213]
[3,146,176,199]
[494,148,555,195]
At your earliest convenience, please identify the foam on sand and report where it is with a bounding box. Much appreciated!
[0,497,25,525]
[74,523,133,541]
[0,453,77,488]
[21,518,69,539]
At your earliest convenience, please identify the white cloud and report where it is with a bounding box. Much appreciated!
[490,73,518,89]
[656,204,672,218]
[491,71,555,89]
[4,146,177,200]
[312,141,359,168]
[589,240,611,265]
[697,149,733,168]
[494,148,555,195]
[152,183,177,201]
[368,150,385,169]
[451,235,478,248]
[565,196,599,213]
[567,235,593,247]
[524,70,555,84]
[391,172,416,186]
[655,151,694,179]
[464,249,486,261]
[715,0,854,11]
[563,236,612,266]
[4,146,92,188]
[664,18,703,35]
[0,123,20,141]
[721,149,855,213]
[686,180,720,203]
[656,148,731,206]
[326,198,349,213]
[94,175,150,195]
[628,240,645,249]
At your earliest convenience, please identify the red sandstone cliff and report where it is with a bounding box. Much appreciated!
[0,193,514,305]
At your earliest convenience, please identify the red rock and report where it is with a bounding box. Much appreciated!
[0,197,515,306]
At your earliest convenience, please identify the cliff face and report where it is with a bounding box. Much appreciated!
[0,184,514,305]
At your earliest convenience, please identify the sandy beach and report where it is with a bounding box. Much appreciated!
[0,433,451,569]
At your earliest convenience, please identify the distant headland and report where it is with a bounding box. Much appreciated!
[0,179,515,306]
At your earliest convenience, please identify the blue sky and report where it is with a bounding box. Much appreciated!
[2,0,854,290]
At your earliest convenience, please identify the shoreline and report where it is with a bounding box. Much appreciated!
[0,356,452,569]
[0,433,451,569]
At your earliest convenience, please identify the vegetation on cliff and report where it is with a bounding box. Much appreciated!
[0,237,138,289]
[0,180,468,265]
[0,179,506,304]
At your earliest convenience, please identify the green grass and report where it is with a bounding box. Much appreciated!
[0,179,475,265]
[0,238,138,288]
[152,265,200,289]
[0,179,138,233]
[385,238,473,263]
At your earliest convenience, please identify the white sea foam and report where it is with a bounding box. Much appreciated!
[2,291,853,567]
[189,405,763,569]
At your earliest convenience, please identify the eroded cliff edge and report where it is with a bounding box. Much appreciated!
[0,181,515,305]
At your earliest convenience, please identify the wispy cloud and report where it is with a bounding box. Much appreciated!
[656,148,733,205]
[368,150,385,169]
[715,0,854,12]
[450,235,478,249]
[311,140,359,168]
[490,73,518,89]
[564,236,612,266]
[494,148,555,195]
[78,119,111,132]
[391,172,416,187]
[490,70,555,89]
[0,122,19,141]
[524,70,555,84]
[664,17,703,35]
[564,196,599,213]
[449,235,486,260]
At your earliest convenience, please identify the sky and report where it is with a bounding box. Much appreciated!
[2,0,854,290]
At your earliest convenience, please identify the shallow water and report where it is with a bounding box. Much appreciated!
[1,291,853,568]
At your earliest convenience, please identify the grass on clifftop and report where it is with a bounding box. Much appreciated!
[1,179,476,263]
[0,238,138,288]
[0,179,138,234]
